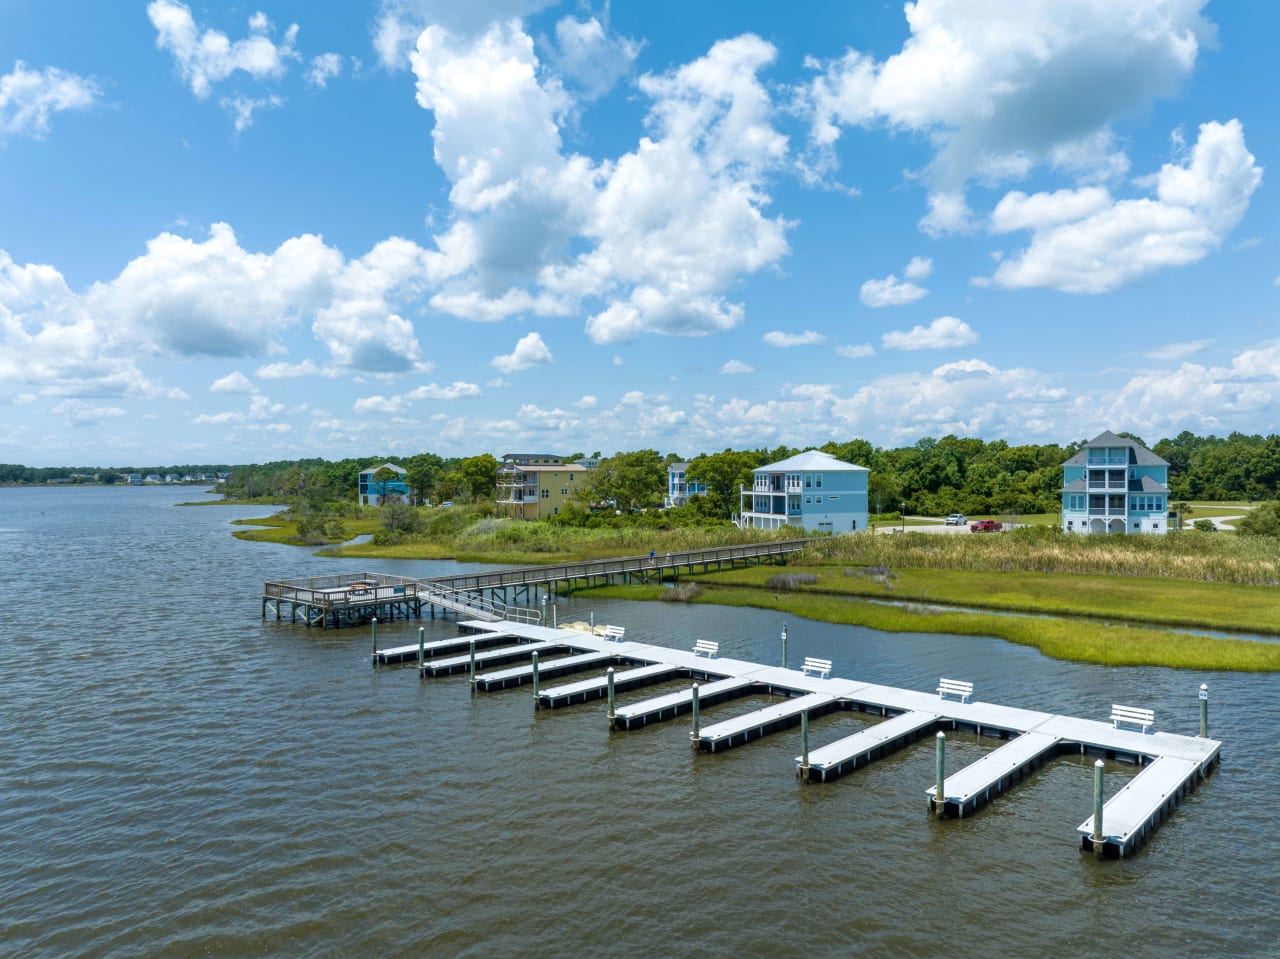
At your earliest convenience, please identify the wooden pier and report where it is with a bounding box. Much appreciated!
[263,540,811,629]
[383,620,1220,858]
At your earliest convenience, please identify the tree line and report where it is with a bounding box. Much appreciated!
[6,430,1278,519]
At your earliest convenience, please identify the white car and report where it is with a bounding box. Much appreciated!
[945,513,967,525]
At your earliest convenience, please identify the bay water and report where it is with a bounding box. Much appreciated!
[1,487,1275,957]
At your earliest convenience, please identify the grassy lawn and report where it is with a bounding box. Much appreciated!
[231,514,382,545]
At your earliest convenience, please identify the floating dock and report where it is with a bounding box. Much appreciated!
[378,620,1220,858]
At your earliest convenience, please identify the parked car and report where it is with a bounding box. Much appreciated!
[970,519,1003,532]
[945,513,967,525]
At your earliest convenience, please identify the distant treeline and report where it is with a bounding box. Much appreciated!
[0,463,233,485]
[6,430,1278,516]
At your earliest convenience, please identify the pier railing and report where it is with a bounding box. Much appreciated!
[424,539,812,592]
[264,571,422,605]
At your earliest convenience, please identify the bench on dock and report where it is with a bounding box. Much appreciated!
[801,656,832,679]
[603,625,626,642]
[1111,704,1155,734]
[693,639,719,658]
[937,678,974,703]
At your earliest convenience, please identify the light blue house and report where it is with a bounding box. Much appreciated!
[358,462,410,506]
[664,462,706,508]
[737,450,868,533]
[1061,431,1169,535]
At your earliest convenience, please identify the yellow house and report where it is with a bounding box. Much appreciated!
[495,453,588,520]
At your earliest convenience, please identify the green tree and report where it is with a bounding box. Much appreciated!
[458,454,499,502]
[1236,501,1280,536]
[582,449,667,511]
[687,449,765,518]
[405,453,444,505]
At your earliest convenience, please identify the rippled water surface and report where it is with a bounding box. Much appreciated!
[1,487,1276,957]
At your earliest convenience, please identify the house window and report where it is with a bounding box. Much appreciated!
[805,474,812,488]
[561,488,568,495]
[805,495,812,504]
[1153,523,1159,530]
[816,496,823,504]
[541,489,549,498]
[829,495,839,501]
[815,474,823,488]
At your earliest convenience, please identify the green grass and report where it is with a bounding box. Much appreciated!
[584,581,1280,671]
[680,564,1280,636]
[231,514,381,545]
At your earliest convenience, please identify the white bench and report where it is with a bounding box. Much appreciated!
[693,639,719,658]
[603,625,625,642]
[1111,704,1155,733]
[937,678,974,703]
[801,657,832,679]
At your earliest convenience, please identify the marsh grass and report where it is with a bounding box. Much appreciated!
[802,528,1280,586]
[582,582,1280,671]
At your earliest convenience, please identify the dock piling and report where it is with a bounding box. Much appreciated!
[800,709,809,776]
[934,732,946,817]
[1199,683,1209,738]
[469,639,477,685]
[781,623,788,669]
[691,682,701,744]
[1092,759,1105,856]
[531,651,540,699]
[607,667,616,721]
[417,626,425,670]
[371,617,378,667]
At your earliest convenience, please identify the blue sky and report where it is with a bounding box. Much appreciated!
[2,1,1277,467]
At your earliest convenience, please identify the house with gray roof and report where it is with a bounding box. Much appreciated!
[737,449,868,533]
[1061,431,1170,534]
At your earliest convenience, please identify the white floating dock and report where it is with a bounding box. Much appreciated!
[537,663,681,708]
[697,692,839,751]
[473,650,619,690]
[389,619,1221,857]
[926,730,1062,816]
[1077,755,1209,858]
[798,710,940,783]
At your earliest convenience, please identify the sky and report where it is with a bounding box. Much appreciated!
[2,0,1278,467]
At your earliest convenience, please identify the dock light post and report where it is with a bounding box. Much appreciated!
[691,682,701,745]
[934,732,946,817]
[417,626,425,671]
[1092,759,1105,856]
[607,667,616,721]
[371,617,378,667]
[531,651,540,699]
[800,709,810,777]
[541,594,547,624]
[1199,684,1209,738]
[469,638,477,685]
[781,623,789,668]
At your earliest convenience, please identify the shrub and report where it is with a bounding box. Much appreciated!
[766,573,819,590]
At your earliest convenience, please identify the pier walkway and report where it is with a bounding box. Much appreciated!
[381,619,1221,858]
[264,540,811,629]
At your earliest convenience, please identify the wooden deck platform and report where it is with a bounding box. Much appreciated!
[381,619,1221,857]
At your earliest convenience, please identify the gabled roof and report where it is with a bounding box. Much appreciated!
[756,449,868,473]
[359,462,406,475]
[1061,478,1087,492]
[1061,431,1168,467]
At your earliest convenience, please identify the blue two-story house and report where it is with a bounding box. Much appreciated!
[664,462,706,508]
[737,450,868,533]
[1061,431,1170,535]
[358,462,410,506]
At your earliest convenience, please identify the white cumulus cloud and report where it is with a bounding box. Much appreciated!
[491,331,553,372]
[720,359,754,374]
[1,61,100,139]
[148,0,299,99]
[763,329,824,347]
[881,316,978,350]
[987,120,1262,293]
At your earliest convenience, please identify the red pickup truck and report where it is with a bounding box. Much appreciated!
[970,519,1003,532]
